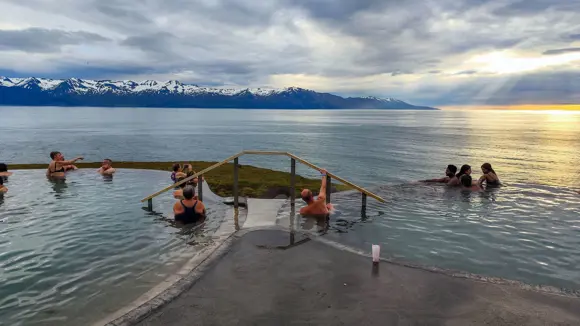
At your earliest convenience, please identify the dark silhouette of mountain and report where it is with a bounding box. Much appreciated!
[0,77,437,110]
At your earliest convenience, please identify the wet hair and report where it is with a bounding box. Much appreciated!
[183,185,195,200]
[172,163,180,172]
[447,164,457,175]
[301,189,313,202]
[50,151,61,159]
[0,163,7,172]
[104,158,112,164]
[460,174,472,187]
[481,163,495,174]
[456,164,471,178]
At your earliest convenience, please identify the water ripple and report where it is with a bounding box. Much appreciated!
[0,169,227,326]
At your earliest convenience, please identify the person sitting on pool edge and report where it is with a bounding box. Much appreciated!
[478,163,500,186]
[173,185,205,224]
[421,164,459,186]
[460,174,481,191]
[97,158,116,175]
[46,152,84,178]
[300,169,334,216]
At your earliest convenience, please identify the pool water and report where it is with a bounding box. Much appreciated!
[0,169,226,326]
[285,182,580,291]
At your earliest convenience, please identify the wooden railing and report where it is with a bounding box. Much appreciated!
[141,150,385,210]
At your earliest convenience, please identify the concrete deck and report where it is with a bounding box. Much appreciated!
[136,229,580,326]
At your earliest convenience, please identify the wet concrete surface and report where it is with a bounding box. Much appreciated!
[136,229,580,326]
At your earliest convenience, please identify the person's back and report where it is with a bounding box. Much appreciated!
[299,169,333,216]
[173,186,205,224]
[460,174,481,191]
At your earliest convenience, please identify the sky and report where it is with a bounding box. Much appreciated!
[1,0,580,108]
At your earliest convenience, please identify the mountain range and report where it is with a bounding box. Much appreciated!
[0,77,436,110]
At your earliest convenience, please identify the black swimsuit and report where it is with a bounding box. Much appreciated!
[51,163,65,173]
[175,200,204,224]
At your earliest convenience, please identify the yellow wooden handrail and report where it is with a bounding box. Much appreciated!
[141,150,385,203]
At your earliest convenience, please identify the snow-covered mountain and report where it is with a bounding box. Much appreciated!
[0,77,437,110]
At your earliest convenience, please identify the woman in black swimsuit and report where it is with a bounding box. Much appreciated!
[173,186,205,225]
[46,151,83,178]
[478,163,500,186]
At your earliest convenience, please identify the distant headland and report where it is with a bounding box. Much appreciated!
[0,77,437,110]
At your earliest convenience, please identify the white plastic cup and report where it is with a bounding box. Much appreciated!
[372,245,380,263]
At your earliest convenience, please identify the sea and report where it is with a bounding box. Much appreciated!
[1,106,580,325]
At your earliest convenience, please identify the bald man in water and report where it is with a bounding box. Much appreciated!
[299,169,334,216]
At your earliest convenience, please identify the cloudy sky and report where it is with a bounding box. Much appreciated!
[1,0,580,107]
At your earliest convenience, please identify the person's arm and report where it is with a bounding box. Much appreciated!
[421,177,448,183]
[55,157,84,166]
[195,201,206,215]
[173,202,183,216]
[318,169,328,201]
[102,168,116,175]
[478,174,487,185]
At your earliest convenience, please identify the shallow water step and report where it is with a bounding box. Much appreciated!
[242,199,287,229]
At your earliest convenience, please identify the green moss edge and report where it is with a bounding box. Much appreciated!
[9,161,350,198]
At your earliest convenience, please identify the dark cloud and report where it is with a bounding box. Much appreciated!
[542,47,580,55]
[0,28,109,53]
[2,0,580,105]
[455,70,478,75]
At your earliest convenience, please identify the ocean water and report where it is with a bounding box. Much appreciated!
[1,107,580,323]
[0,169,227,326]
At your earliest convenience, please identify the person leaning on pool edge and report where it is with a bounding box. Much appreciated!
[299,168,333,216]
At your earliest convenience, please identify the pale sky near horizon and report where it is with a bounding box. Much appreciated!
[1,0,580,107]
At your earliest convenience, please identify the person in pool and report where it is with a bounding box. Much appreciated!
[422,164,459,186]
[46,152,84,178]
[300,169,334,216]
[97,158,116,175]
[456,164,472,180]
[478,163,500,186]
[0,177,7,194]
[0,163,12,177]
[173,185,205,224]
[183,164,200,186]
[171,163,186,183]
[460,174,482,191]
